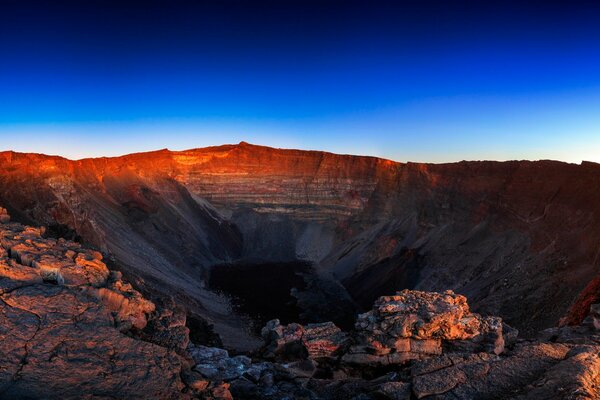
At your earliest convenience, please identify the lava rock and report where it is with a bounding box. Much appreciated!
[261,319,349,361]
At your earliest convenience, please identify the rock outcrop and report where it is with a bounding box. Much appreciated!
[261,320,350,361]
[0,213,189,399]
[342,290,506,368]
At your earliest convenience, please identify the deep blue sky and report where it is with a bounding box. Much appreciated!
[1,0,600,162]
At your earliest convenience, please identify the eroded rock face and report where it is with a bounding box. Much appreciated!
[0,215,188,399]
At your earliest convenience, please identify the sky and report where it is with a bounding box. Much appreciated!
[1,0,600,163]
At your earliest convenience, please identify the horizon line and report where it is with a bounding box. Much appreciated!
[0,141,595,166]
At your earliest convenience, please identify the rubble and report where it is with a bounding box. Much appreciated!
[182,292,600,399]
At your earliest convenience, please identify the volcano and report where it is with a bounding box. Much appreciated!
[0,142,599,349]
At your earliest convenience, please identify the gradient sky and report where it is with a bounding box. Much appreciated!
[1,0,600,162]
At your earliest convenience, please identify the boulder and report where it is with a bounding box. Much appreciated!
[357,290,486,341]
[345,290,512,367]
[261,319,349,361]
[188,344,252,381]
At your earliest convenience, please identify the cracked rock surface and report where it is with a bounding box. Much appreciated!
[0,214,188,399]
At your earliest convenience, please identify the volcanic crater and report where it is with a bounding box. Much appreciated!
[1,142,599,349]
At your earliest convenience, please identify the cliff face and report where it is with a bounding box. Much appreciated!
[0,143,599,344]
[174,142,396,219]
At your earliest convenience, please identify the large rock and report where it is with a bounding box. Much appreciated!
[409,342,600,399]
[0,213,189,399]
[188,344,252,382]
[343,290,511,367]
[261,319,350,361]
[356,290,492,340]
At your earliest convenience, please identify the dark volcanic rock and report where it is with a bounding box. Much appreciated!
[409,342,600,399]
[261,319,350,361]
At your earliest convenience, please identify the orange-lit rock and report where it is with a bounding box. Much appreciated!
[0,212,188,398]
[342,290,508,368]
[261,320,350,360]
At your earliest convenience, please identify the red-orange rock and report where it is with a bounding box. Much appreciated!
[0,212,189,398]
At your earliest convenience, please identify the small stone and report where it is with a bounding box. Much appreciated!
[39,266,64,285]
[375,382,412,400]
[590,304,600,331]
[410,339,442,355]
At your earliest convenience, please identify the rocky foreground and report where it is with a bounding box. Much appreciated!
[0,208,598,399]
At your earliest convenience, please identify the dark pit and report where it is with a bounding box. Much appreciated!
[208,261,311,333]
